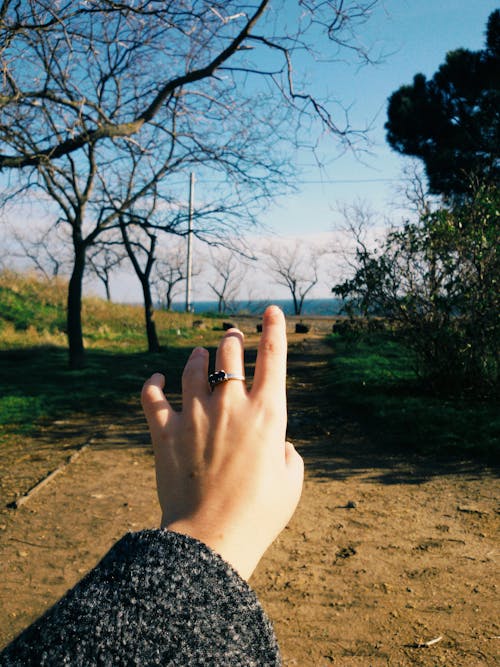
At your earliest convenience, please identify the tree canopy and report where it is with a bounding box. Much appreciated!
[0,1,379,170]
[385,10,500,197]
[0,0,382,367]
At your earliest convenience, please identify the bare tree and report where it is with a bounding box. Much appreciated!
[391,161,442,218]
[7,134,182,367]
[264,241,323,315]
[9,223,72,279]
[96,133,270,350]
[152,241,191,311]
[207,249,248,314]
[333,201,382,269]
[0,2,381,169]
[87,243,125,302]
[118,216,161,353]
[38,148,170,365]
[0,1,384,365]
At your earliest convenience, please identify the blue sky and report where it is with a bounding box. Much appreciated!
[254,0,499,236]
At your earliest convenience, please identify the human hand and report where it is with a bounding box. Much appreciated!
[141,305,304,580]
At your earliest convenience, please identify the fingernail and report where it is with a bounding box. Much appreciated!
[190,347,207,358]
[265,305,284,319]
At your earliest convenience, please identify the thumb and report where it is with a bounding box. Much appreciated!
[285,440,304,496]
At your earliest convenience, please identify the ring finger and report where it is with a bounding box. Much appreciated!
[212,328,247,396]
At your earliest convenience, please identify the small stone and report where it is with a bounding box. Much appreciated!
[192,320,206,330]
[346,500,357,509]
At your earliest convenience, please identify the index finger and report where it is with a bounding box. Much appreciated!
[251,305,287,399]
[141,372,175,441]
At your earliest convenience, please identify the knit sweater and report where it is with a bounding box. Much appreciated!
[0,530,281,666]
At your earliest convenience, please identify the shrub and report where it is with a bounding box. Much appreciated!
[333,183,499,397]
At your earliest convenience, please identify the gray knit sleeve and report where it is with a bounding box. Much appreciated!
[0,530,281,666]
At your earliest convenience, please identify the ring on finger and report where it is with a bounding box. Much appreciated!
[209,370,246,391]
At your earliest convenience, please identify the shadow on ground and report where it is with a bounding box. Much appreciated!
[285,341,499,486]
[2,336,497,512]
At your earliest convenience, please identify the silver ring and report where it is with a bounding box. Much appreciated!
[209,370,246,391]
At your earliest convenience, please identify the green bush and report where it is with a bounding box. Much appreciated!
[333,183,499,398]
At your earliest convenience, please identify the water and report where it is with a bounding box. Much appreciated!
[170,298,344,316]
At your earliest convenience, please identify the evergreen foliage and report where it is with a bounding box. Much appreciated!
[386,10,500,197]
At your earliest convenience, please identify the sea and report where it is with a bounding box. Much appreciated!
[170,298,344,316]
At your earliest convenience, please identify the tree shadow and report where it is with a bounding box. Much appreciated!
[295,426,497,486]
[1,339,497,484]
[284,343,499,484]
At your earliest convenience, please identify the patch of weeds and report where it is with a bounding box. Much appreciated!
[326,332,499,461]
[0,395,45,428]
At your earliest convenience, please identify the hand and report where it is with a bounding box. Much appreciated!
[141,305,304,580]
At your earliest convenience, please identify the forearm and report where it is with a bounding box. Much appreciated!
[0,530,281,667]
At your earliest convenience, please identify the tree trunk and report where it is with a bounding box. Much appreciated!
[118,217,159,352]
[166,285,173,311]
[67,242,86,369]
[141,276,161,353]
[104,270,111,302]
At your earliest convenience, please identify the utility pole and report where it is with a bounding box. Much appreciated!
[185,172,195,312]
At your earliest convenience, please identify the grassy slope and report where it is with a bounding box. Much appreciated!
[327,332,499,461]
[0,272,221,437]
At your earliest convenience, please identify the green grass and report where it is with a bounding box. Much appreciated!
[0,271,222,439]
[327,332,499,461]
[0,279,66,333]
[0,345,191,437]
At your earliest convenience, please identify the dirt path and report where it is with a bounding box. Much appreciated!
[1,335,498,666]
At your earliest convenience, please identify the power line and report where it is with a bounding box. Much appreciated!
[161,176,403,187]
[295,178,402,184]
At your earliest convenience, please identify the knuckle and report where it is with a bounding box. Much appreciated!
[221,334,243,356]
[253,394,284,420]
[260,337,280,355]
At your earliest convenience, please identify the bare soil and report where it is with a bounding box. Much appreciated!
[0,325,498,666]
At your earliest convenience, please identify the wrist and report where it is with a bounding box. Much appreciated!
[164,518,261,580]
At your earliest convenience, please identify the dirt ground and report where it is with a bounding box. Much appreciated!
[0,324,498,666]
